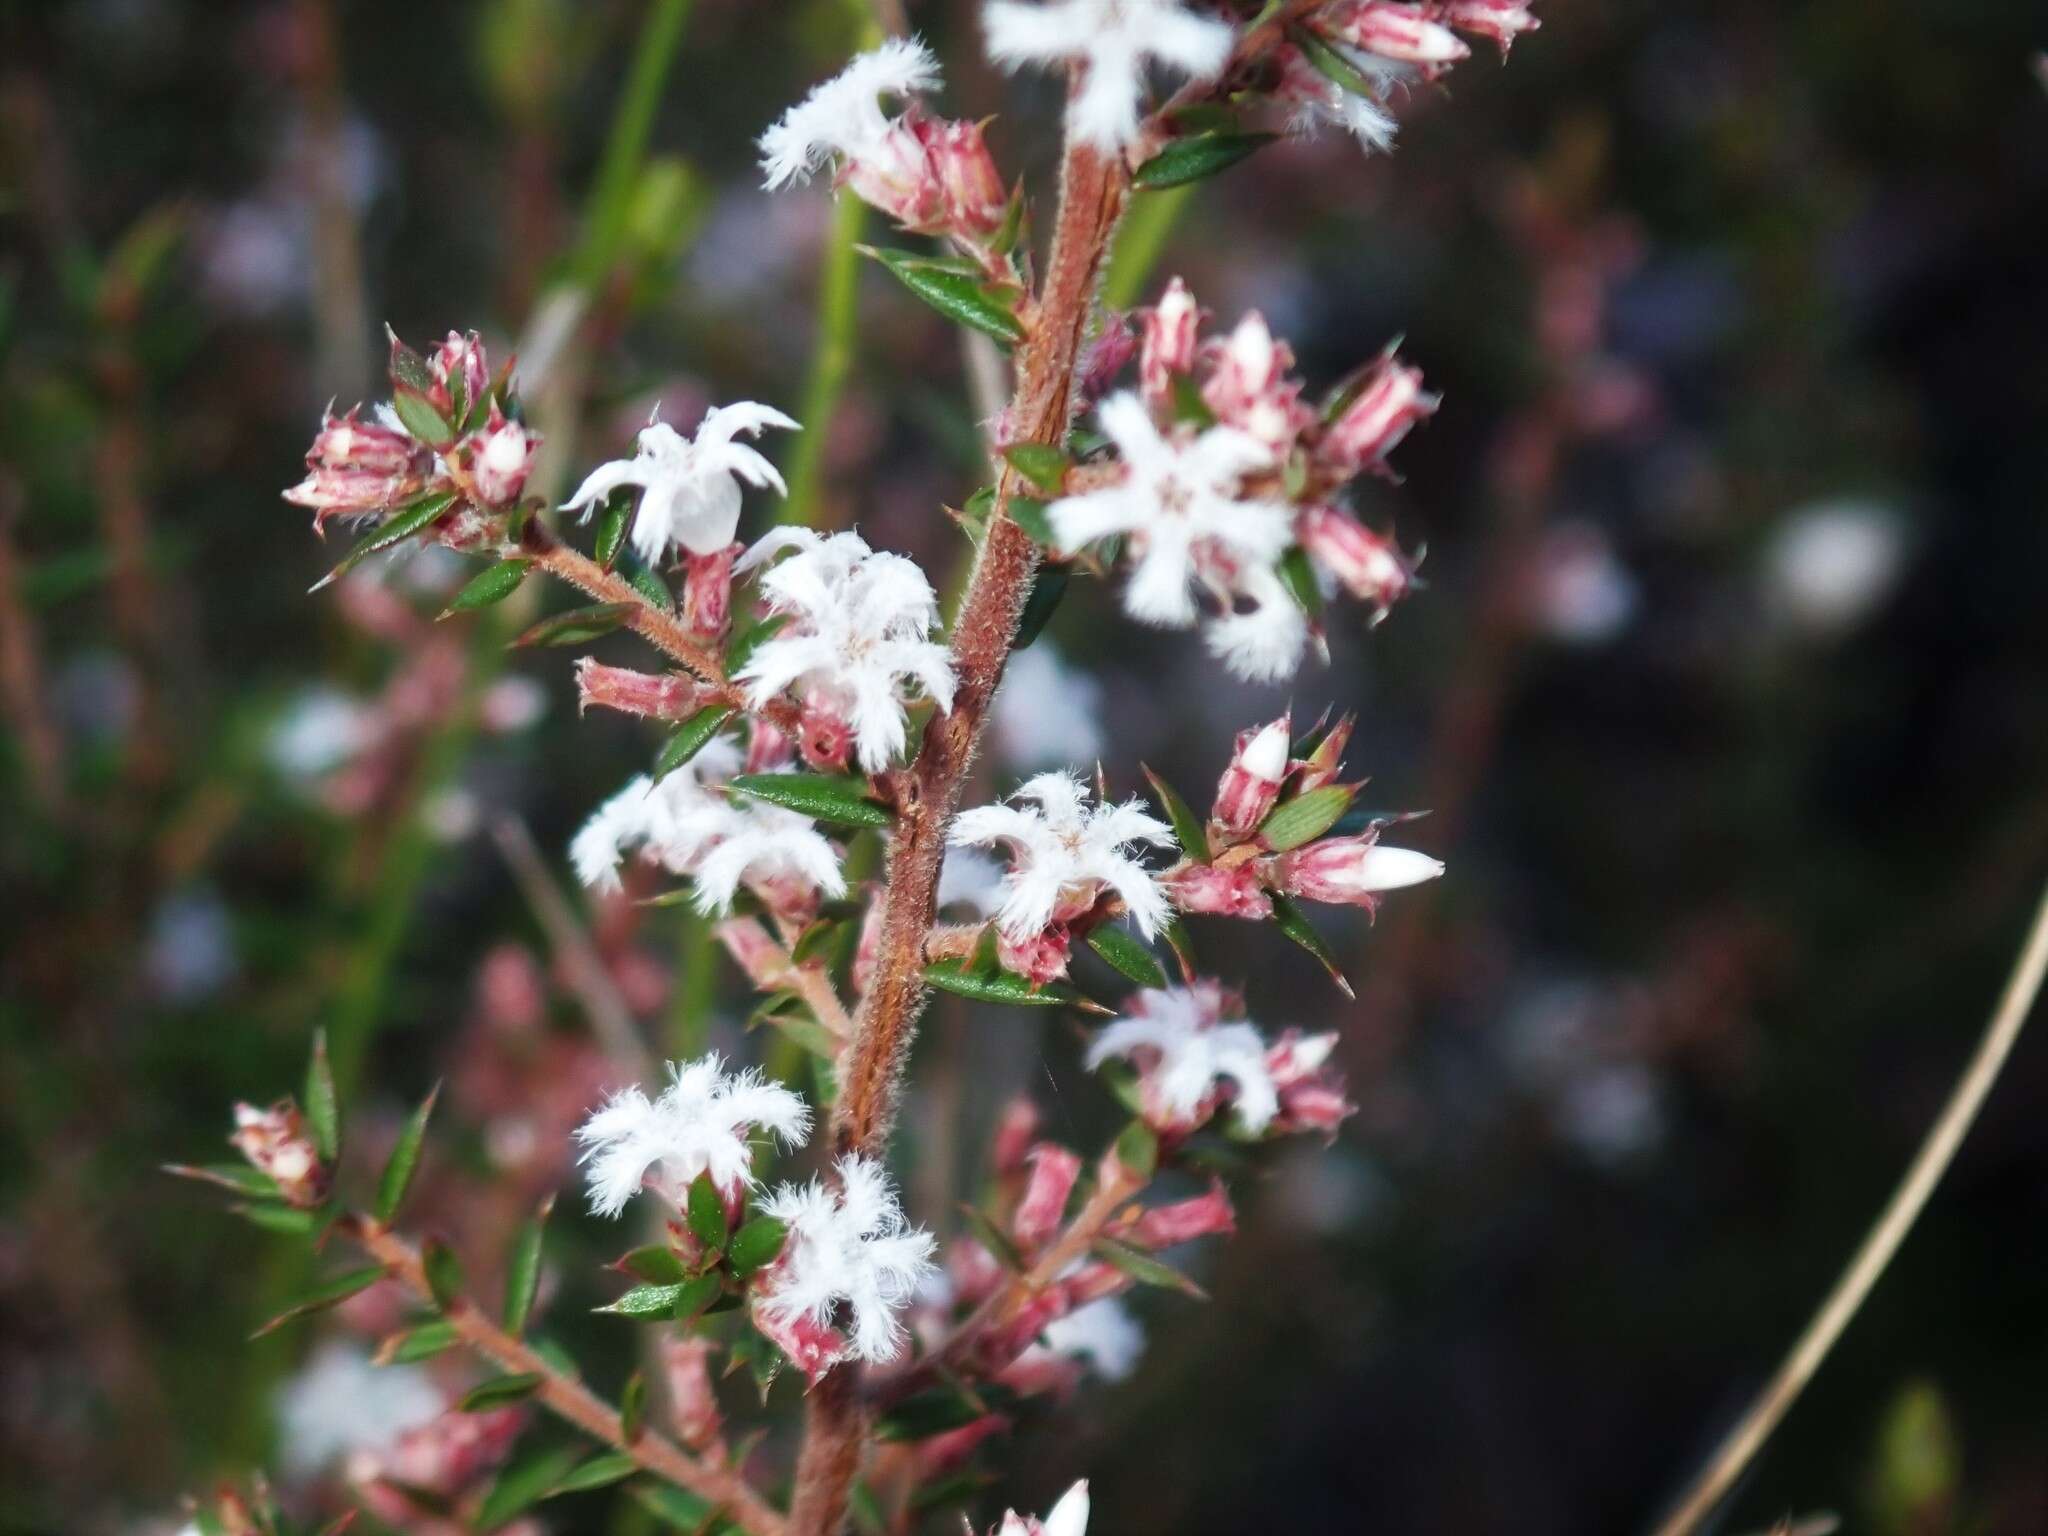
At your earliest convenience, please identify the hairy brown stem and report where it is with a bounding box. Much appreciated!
[349,1217,786,1536]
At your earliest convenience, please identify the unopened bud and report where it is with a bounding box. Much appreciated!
[1293,711,1355,793]
[575,658,705,722]
[1011,1144,1082,1249]
[1162,861,1273,919]
[1277,834,1443,908]
[680,545,739,638]
[229,1099,329,1207]
[1212,714,1292,837]
[998,925,1071,985]
[1129,1182,1236,1248]
[1139,277,1201,408]
[430,329,491,417]
[1327,2,1472,71]
[1296,504,1416,619]
[924,116,1008,239]
[465,407,537,508]
[1322,353,1438,473]
[1441,0,1541,57]
[1201,312,1312,450]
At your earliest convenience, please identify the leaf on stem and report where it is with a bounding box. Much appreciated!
[726,772,893,828]
[864,247,1027,344]
[1086,926,1168,990]
[374,1082,441,1225]
[1268,893,1354,998]
[654,706,736,783]
[251,1266,386,1338]
[1133,131,1277,190]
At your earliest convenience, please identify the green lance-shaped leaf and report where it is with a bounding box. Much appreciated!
[1132,131,1277,190]
[442,558,533,617]
[1276,544,1323,619]
[475,1445,584,1531]
[686,1172,728,1255]
[1288,23,1385,100]
[1090,1236,1206,1298]
[654,705,736,783]
[549,1451,638,1496]
[725,1215,788,1277]
[595,1282,692,1318]
[513,601,639,649]
[502,1196,551,1336]
[671,1272,725,1325]
[423,1237,465,1312]
[726,772,894,828]
[164,1161,281,1199]
[619,1370,648,1443]
[1002,443,1069,495]
[458,1373,546,1412]
[251,1265,386,1338]
[381,1318,459,1363]
[1268,892,1354,999]
[1086,925,1169,990]
[391,388,456,447]
[234,1202,321,1236]
[616,1244,689,1285]
[1142,765,1211,863]
[387,327,435,393]
[1258,784,1357,853]
[923,959,1089,1009]
[594,492,634,571]
[374,1081,442,1225]
[1011,564,1069,651]
[304,1029,340,1162]
[313,489,459,591]
[1114,1119,1161,1181]
[635,1484,718,1532]
[865,247,1027,344]
[1005,494,1056,546]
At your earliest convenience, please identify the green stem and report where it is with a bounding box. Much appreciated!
[1103,182,1195,310]
[571,0,695,286]
[781,191,869,527]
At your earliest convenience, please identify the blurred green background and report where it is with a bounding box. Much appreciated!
[4,0,2048,1532]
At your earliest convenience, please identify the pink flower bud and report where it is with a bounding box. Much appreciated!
[1441,0,1541,57]
[843,119,945,232]
[575,659,705,722]
[948,1235,1008,1307]
[430,329,491,415]
[1130,1182,1236,1248]
[917,1414,1010,1476]
[1276,833,1443,909]
[661,1335,723,1450]
[284,407,423,527]
[1011,1144,1082,1249]
[746,717,796,774]
[1265,1030,1357,1135]
[1326,2,1472,71]
[1076,313,1137,406]
[990,1096,1040,1177]
[1200,312,1314,450]
[681,544,739,638]
[922,116,1009,239]
[309,406,417,474]
[1058,1259,1127,1308]
[998,924,1072,985]
[798,707,853,773]
[1321,353,1439,473]
[466,407,537,508]
[1211,713,1292,837]
[1162,861,1273,919]
[1296,504,1416,619]
[1293,711,1355,793]
[750,1297,845,1382]
[1139,277,1201,408]
[229,1099,329,1207]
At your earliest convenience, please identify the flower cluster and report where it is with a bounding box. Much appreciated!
[229,1099,329,1207]
[574,1054,811,1214]
[985,0,1235,151]
[286,329,538,528]
[1050,279,1432,680]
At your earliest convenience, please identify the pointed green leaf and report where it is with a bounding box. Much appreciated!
[1005,495,1055,546]
[634,1484,717,1532]
[1114,1120,1160,1180]
[1090,1236,1206,1297]
[672,1272,725,1324]
[725,1216,787,1278]
[1002,443,1068,495]
[923,959,1088,1008]
[594,492,633,570]
[442,558,533,616]
[313,490,459,590]
[458,1373,545,1412]
[1288,23,1384,99]
[1259,784,1356,853]
[304,1031,339,1162]
[1012,564,1069,651]
[727,772,892,828]
[503,1197,551,1336]
[549,1451,637,1496]
[625,559,672,611]
[1142,765,1211,862]
[252,1266,385,1338]
[387,329,434,393]
[383,1319,459,1363]
[619,1370,647,1443]
[234,1202,321,1236]
[1133,131,1277,190]
[654,706,736,783]
[513,601,639,648]
[475,1445,583,1530]
[374,1082,441,1224]
[867,247,1026,344]
[1269,893,1354,998]
[166,1161,280,1199]
[1086,926,1168,990]
[1277,543,1323,618]
[391,389,456,446]
[686,1173,728,1254]
[423,1237,464,1311]
[597,1282,689,1318]
[617,1244,689,1285]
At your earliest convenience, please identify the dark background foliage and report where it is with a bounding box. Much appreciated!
[3,1,2047,1533]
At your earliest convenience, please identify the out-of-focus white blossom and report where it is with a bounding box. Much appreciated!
[575,1054,812,1214]
[1764,497,1907,635]
[759,38,942,189]
[1084,983,1279,1132]
[561,402,798,563]
[950,772,1173,939]
[735,528,956,772]
[756,1155,937,1366]
[984,0,1235,149]
[993,1481,1091,1536]
[1040,1297,1145,1381]
[1049,393,1290,627]
[276,1343,443,1477]
[991,642,1105,768]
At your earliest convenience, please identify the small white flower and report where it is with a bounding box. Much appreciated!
[688,794,851,914]
[1277,42,1405,152]
[1050,393,1292,628]
[575,1054,812,1215]
[1203,560,1310,682]
[759,37,941,189]
[561,402,799,564]
[757,1154,937,1364]
[985,0,1235,149]
[276,1342,443,1476]
[1085,984,1280,1131]
[268,686,373,781]
[950,771,1174,939]
[995,1482,1092,1536]
[1041,1297,1145,1381]
[991,642,1105,768]
[735,528,957,772]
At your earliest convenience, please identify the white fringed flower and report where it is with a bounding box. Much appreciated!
[1203,559,1310,683]
[994,1482,1091,1536]
[276,1343,444,1476]
[756,1154,937,1365]
[1041,1297,1145,1381]
[569,739,846,914]
[1276,42,1403,152]
[759,38,942,189]
[575,1054,812,1215]
[1084,983,1281,1132]
[949,772,1174,939]
[735,528,957,772]
[561,402,798,563]
[1049,393,1292,628]
[984,0,1235,149]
